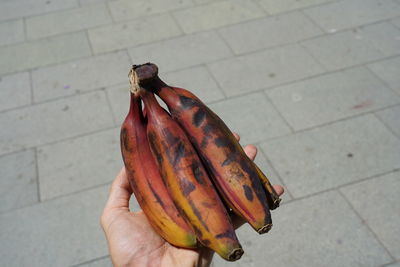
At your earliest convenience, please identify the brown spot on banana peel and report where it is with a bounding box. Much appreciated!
[180,179,195,196]
[193,109,206,127]
[242,185,254,202]
[191,161,205,185]
[144,82,273,232]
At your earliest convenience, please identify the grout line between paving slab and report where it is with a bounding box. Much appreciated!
[33,147,41,203]
[85,29,95,56]
[70,255,110,267]
[300,9,327,33]
[104,1,115,23]
[28,70,34,104]
[374,112,400,140]
[256,145,295,200]
[262,91,295,133]
[1,15,397,78]
[338,189,396,262]
[103,88,118,126]
[380,260,400,267]
[365,61,400,98]
[201,63,227,99]
[169,11,186,36]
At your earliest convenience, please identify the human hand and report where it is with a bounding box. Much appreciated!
[101,134,284,267]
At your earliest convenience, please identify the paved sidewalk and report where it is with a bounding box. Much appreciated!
[1,0,400,266]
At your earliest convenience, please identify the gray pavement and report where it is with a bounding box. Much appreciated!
[0,0,399,266]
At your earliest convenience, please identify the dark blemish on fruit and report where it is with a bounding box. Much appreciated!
[202,123,214,135]
[243,185,254,202]
[148,181,165,208]
[191,161,205,185]
[189,199,209,231]
[148,132,163,165]
[164,128,180,146]
[120,128,133,153]
[192,109,206,127]
[215,137,230,148]
[201,239,211,246]
[221,154,236,167]
[192,225,203,238]
[181,179,195,196]
[202,201,214,208]
[216,229,236,240]
[172,142,185,166]
[179,95,196,109]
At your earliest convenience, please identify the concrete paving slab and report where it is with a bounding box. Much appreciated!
[78,257,112,267]
[26,4,112,40]
[0,0,78,22]
[128,31,232,73]
[302,22,400,71]
[376,105,400,137]
[0,150,38,213]
[257,0,335,14]
[32,51,131,102]
[37,128,121,200]
[0,32,92,75]
[0,185,109,267]
[341,171,400,260]
[212,191,392,267]
[162,66,225,103]
[219,11,323,54]
[261,115,400,198]
[88,13,181,54]
[108,0,193,22]
[0,91,114,156]
[173,0,265,34]
[0,19,24,47]
[0,72,31,112]
[209,92,291,145]
[266,67,400,130]
[368,56,400,94]
[208,44,324,97]
[304,0,400,32]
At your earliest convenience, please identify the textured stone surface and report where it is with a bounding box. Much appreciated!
[209,93,291,145]
[26,4,112,40]
[376,105,400,137]
[88,14,181,54]
[0,72,31,112]
[0,91,114,156]
[208,44,323,96]
[212,191,392,267]
[78,257,112,267]
[261,115,400,198]
[302,22,400,71]
[173,0,265,34]
[0,150,38,213]
[257,0,335,14]
[109,0,193,22]
[0,185,109,267]
[0,32,91,75]
[267,67,400,130]
[219,11,322,54]
[0,20,24,46]
[341,171,400,260]
[128,31,232,73]
[304,0,400,32]
[368,56,400,94]
[162,66,225,103]
[32,51,131,102]
[0,0,78,22]
[37,128,121,200]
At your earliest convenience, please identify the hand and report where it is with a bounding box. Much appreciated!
[101,133,284,267]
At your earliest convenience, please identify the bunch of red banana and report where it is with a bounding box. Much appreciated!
[120,63,281,261]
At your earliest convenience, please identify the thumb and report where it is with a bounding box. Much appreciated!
[104,167,133,212]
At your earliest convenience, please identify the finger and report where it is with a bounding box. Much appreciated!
[273,184,284,196]
[244,144,257,161]
[104,167,132,211]
[232,132,240,142]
